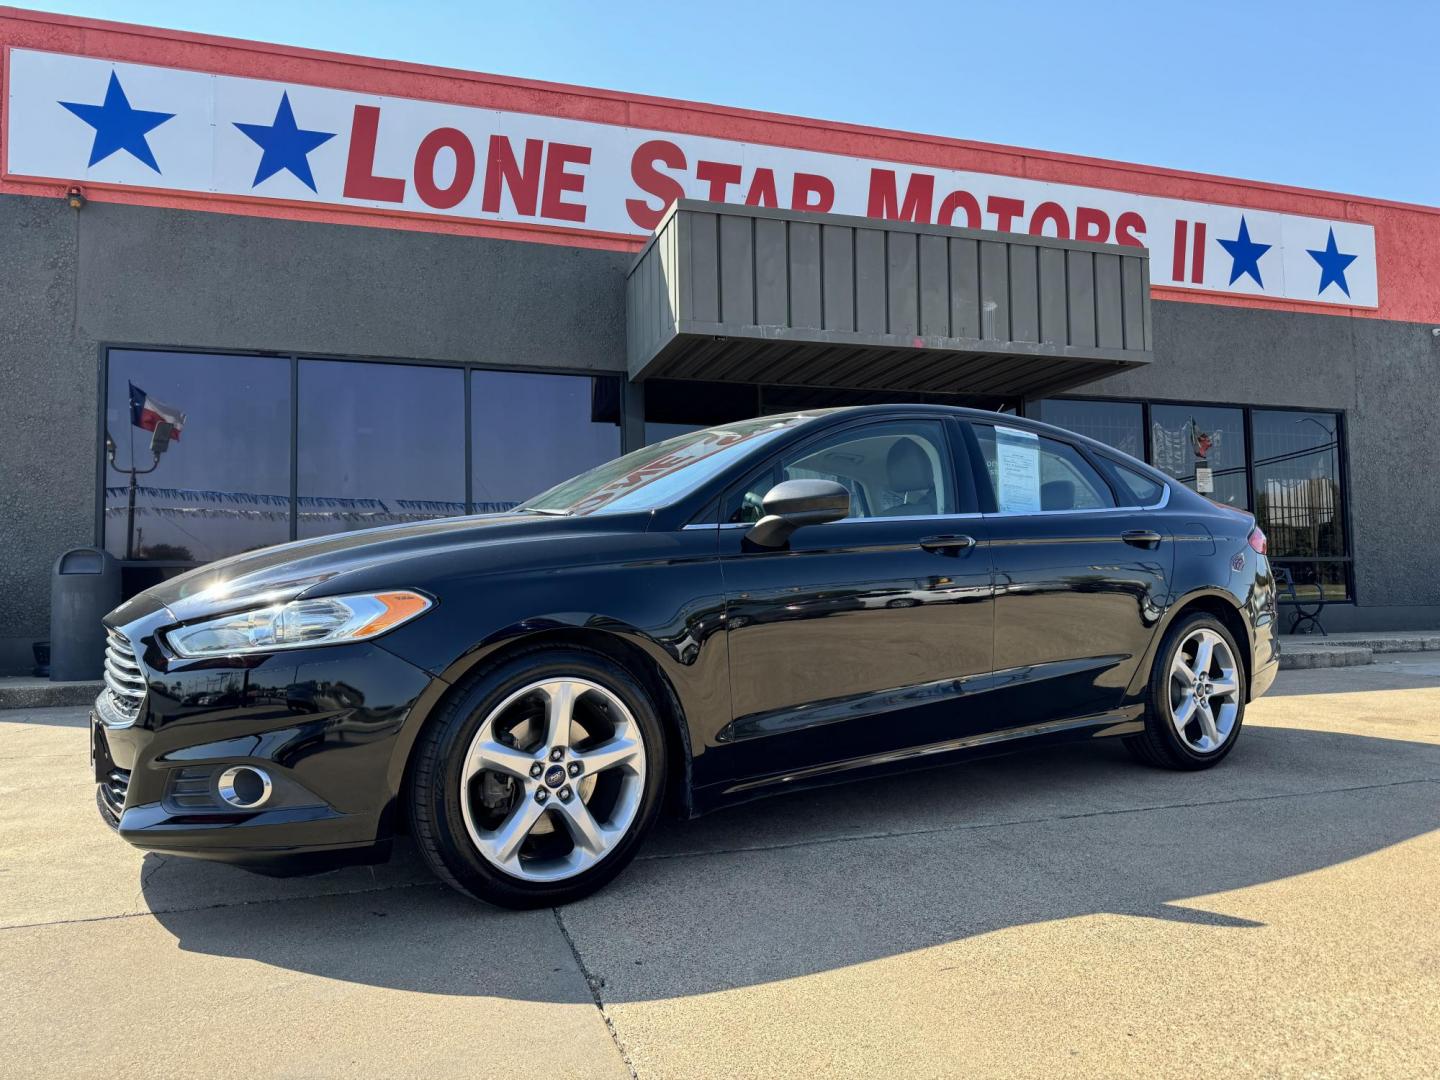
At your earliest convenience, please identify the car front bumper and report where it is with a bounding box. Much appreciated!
[93,610,444,874]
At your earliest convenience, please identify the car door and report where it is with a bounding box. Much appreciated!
[712,417,994,785]
[965,420,1173,727]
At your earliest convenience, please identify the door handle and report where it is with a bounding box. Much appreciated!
[1122,530,1162,548]
[920,534,976,555]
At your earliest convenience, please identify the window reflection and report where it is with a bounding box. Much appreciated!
[472,371,622,511]
[104,350,291,562]
[1274,560,1350,603]
[1150,404,1248,508]
[1252,411,1344,559]
[298,360,466,538]
[1255,409,1348,601]
[1034,399,1143,459]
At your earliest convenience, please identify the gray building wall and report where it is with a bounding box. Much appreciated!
[1,191,1436,671]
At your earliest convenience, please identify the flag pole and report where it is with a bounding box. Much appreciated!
[126,467,138,560]
[107,429,167,561]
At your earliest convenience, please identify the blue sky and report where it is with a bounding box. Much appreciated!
[18,0,1440,205]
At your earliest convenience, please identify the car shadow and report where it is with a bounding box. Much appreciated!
[143,724,1440,1003]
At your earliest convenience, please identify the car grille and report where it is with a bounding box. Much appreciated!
[99,766,131,821]
[102,629,146,721]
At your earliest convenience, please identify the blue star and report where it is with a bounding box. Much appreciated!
[1216,216,1272,287]
[1307,228,1358,298]
[234,93,335,192]
[59,71,175,173]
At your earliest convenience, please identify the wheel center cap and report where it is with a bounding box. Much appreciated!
[543,764,567,789]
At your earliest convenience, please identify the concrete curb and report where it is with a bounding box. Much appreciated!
[1277,630,1440,671]
[1337,634,1440,654]
[0,678,102,711]
[1280,646,1373,670]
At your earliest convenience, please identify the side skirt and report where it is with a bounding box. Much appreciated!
[699,707,1145,809]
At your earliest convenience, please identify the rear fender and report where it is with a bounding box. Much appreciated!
[1122,585,1253,704]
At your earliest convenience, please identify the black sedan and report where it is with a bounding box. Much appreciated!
[94,405,1279,907]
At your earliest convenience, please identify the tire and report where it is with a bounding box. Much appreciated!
[408,645,667,909]
[1124,612,1247,771]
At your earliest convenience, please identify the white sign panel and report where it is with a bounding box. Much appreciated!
[994,427,1042,514]
[4,48,1378,307]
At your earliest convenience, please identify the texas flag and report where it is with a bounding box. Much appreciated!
[128,382,186,440]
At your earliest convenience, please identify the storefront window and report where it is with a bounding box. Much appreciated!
[298,360,466,537]
[103,350,291,562]
[1253,409,1348,601]
[471,370,622,511]
[1150,404,1249,509]
[1033,399,1144,459]
[104,351,626,566]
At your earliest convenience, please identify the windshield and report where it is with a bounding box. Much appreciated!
[519,413,825,516]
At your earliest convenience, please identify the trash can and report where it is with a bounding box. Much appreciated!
[50,548,121,682]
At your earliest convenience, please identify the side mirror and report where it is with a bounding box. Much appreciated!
[745,479,850,548]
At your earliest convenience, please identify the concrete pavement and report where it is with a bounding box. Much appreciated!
[2,658,1437,1078]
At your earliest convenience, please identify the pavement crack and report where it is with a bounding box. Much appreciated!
[553,906,639,1080]
[137,854,169,891]
[637,775,1440,863]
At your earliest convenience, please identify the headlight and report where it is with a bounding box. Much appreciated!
[166,591,433,658]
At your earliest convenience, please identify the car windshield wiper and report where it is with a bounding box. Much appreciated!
[514,507,571,516]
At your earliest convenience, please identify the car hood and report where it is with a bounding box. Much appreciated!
[107,511,631,626]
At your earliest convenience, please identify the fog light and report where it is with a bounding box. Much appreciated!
[217,766,273,809]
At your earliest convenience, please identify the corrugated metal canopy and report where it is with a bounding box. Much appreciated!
[627,200,1152,398]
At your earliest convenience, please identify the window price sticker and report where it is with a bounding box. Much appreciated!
[994,426,1041,513]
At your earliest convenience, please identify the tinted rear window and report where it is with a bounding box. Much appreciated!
[1110,463,1165,507]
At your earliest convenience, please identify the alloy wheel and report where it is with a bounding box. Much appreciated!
[1168,628,1241,753]
[459,678,647,882]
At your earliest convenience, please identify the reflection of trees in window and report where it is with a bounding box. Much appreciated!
[1252,411,1344,560]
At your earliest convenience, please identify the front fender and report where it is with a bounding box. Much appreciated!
[370,532,731,811]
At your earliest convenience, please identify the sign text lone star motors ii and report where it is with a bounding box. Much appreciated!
[5,49,1378,307]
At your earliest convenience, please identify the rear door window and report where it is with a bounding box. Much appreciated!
[972,424,1116,513]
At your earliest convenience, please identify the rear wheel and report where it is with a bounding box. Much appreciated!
[408,647,667,908]
[1126,612,1247,770]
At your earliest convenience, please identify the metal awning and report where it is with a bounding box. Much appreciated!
[626,200,1152,399]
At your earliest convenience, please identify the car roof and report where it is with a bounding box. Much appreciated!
[762,403,1165,477]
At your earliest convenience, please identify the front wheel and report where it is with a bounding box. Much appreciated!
[408,646,667,908]
[1125,613,1247,770]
